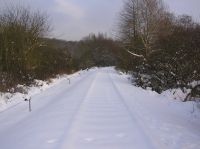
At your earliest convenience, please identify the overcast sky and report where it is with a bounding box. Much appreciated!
[0,0,200,41]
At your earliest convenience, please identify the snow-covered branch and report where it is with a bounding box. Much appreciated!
[127,50,146,61]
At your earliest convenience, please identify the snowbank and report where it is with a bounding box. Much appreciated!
[118,70,200,122]
[0,68,97,112]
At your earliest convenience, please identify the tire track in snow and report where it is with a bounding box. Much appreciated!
[0,70,96,134]
[0,70,98,149]
[61,69,155,149]
[108,71,169,149]
[59,72,99,149]
[108,72,157,149]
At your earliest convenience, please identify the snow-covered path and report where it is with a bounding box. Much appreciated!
[0,68,199,149]
[60,71,154,149]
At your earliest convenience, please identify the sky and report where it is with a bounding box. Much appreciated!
[0,0,200,41]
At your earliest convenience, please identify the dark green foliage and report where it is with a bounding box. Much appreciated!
[29,44,73,80]
[0,6,48,90]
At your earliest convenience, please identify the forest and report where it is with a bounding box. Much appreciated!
[0,0,200,101]
[116,0,200,101]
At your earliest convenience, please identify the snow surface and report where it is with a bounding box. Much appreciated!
[0,67,199,149]
[0,68,93,112]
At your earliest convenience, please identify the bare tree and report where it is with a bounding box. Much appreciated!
[119,0,166,58]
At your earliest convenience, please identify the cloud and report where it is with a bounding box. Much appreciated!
[54,0,84,19]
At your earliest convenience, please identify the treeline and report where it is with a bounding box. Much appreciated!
[0,6,73,92]
[3,1,199,98]
[116,0,200,95]
[0,6,121,92]
[70,33,120,69]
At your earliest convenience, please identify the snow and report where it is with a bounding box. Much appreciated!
[0,68,95,112]
[161,80,200,101]
[161,88,190,100]
[0,67,199,149]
